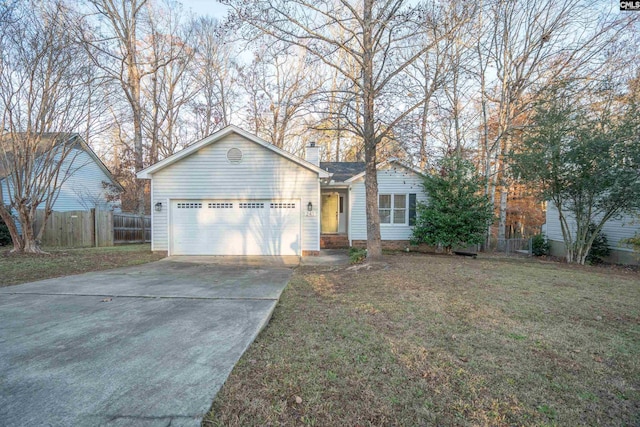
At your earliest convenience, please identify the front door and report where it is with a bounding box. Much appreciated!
[321,193,339,233]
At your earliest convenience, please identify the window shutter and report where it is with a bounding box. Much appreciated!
[409,193,417,225]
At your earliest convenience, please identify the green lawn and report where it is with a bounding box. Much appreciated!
[205,254,640,426]
[0,244,165,287]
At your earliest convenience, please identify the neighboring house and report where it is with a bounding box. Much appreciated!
[543,203,640,265]
[137,125,427,256]
[1,133,122,232]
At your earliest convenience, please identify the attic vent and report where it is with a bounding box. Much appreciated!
[227,148,243,163]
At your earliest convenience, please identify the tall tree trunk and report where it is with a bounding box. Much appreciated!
[364,142,382,260]
[18,210,42,253]
[362,0,382,260]
[498,185,508,250]
[335,117,341,161]
[419,95,428,169]
[0,209,23,252]
[497,129,512,249]
[133,109,145,214]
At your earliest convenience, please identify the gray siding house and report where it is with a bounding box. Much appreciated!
[1,133,121,233]
[137,125,427,256]
[544,202,640,265]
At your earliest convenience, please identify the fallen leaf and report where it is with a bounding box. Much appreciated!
[294,395,302,404]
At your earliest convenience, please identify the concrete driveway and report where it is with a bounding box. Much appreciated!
[0,257,294,426]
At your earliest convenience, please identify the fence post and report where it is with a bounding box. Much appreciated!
[90,208,96,247]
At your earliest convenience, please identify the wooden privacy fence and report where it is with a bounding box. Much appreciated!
[36,209,114,248]
[113,213,151,244]
[35,210,151,248]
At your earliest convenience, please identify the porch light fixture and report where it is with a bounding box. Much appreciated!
[155,202,162,212]
[307,201,313,212]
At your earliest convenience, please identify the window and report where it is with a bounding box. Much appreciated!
[208,203,233,209]
[239,202,264,209]
[378,193,417,225]
[270,202,296,209]
[379,194,392,223]
[393,195,406,224]
[177,202,202,209]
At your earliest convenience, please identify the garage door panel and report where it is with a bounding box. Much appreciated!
[170,200,300,256]
[267,203,299,255]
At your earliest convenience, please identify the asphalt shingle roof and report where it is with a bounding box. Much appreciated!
[320,162,366,182]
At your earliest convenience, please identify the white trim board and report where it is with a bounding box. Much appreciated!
[137,125,331,179]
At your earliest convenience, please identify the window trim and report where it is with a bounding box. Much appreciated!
[378,193,412,226]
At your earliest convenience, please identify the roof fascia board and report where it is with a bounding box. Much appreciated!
[1,133,124,192]
[75,136,124,191]
[137,125,330,178]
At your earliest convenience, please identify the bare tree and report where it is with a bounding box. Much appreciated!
[84,0,155,213]
[143,1,197,162]
[238,44,322,150]
[476,0,635,247]
[189,17,241,138]
[313,67,352,161]
[394,3,470,168]
[223,0,470,259]
[0,1,94,253]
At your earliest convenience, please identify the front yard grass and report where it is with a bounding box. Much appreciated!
[205,254,640,426]
[0,244,165,287]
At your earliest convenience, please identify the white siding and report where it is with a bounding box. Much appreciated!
[150,133,320,252]
[545,202,640,251]
[1,148,115,232]
[349,164,426,241]
[50,149,115,211]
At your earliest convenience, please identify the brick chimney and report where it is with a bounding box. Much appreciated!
[305,141,319,166]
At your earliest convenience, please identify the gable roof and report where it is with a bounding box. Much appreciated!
[320,162,365,182]
[137,125,331,179]
[0,132,122,191]
[344,159,425,183]
[0,132,74,179]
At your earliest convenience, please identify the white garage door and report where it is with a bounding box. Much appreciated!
[170,200,300,256]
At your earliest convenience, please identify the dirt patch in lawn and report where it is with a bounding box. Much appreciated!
[205,253,640,426]
[0,244,165,287]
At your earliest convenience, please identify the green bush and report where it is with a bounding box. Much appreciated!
[411,155,494,253]
[349,247,367,264]
[586,224,610,264]
[0,217,11,246]
[531,234,550,256]
[622,233,640,253]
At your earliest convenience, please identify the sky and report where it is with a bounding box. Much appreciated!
[179,0,230,20]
